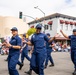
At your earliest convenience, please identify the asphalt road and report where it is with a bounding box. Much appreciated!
[0,52,74,75]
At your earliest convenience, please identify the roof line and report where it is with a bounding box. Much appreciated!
[28,13,76,25]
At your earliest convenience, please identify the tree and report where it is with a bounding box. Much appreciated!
[27,28,36,36]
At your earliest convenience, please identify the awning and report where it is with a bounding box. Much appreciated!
[30,26,34,28]
[60,20,65,24]
[74,22,76,25]
[55,37,68,40]
[48,21,53,25]
[65,21,70,24]
[70,22,74,25]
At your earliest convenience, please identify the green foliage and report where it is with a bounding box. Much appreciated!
[27,28,36,36]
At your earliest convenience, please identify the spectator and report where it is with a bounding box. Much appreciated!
[0,41,2,54]
[67,44,71,52]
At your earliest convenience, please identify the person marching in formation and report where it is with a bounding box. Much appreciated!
[44,33,54,69]
[3,27,22,75]
[60,29,76,75]
[24,23,57,75]
[18,34,31,70]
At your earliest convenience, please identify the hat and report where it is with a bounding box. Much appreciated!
[23,34,26,37]
[73,29,76,32]
[46,33,50,36]
[36,24,42,29]
[11,27,18,31]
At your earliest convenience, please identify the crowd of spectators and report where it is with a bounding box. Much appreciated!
[52,42,71,52]
[0,39,71,55]
[0,40,9,55]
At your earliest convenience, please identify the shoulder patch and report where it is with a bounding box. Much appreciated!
[32,34,35,39]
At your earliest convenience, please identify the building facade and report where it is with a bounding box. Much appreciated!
[28,13,76,40]
[0,16,29,38]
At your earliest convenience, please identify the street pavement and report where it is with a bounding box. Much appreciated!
[0,52,74,75]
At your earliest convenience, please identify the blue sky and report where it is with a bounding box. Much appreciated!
[0,0,76,22]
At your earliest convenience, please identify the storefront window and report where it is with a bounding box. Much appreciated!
[65,25,68,30]
[45,25,48,30]
[50,25,52,30]
[70,25,73,30]
[61,24,63,30]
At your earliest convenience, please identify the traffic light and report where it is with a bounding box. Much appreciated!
[19,12,22,19]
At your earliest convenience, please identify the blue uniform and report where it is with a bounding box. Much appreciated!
[30,33,49,75]
[69,35,76,69]
[45,39,54,66]
[21,39,31,63]
[8,35,21,75]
